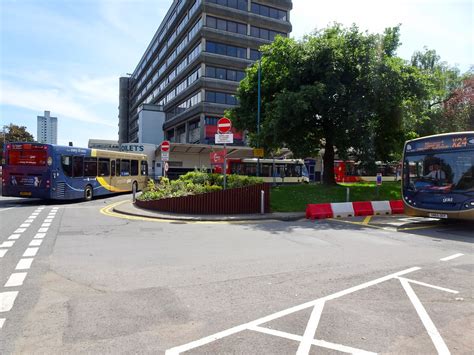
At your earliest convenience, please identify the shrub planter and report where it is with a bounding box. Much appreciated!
[135,183,270,214]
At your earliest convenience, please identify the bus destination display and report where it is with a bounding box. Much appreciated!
[406,135,474,153]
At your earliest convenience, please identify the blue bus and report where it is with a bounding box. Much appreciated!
[2,143,148,200]
[402,132,474,220]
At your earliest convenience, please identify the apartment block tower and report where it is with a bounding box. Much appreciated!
[37,110,58,144]
[118,0,292,145]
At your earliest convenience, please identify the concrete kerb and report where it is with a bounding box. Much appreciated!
[112,200,305,222]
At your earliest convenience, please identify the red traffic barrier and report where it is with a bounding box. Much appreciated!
[306,203,334,220]
[390,200,404,214]
[352,201,374,216]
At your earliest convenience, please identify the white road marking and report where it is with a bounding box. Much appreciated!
[23,248,39,257]
[45,218,53,222]
[165,267,420,355]
[0,241,15,248]
[41,223,51,227]
[440,253,464,262]
[25,219,34,223]
[0,291,19,312]
[32,213,39,216]
[20,223,31,228]
[34,233,46,239]
[16,258,34,270]
[38,228,48,233]
[400,278,450,354]
[0,207,15,212]
[14,228,26,233]
[8,234,21,240]
[5,273,27,287]
[398,277,459,294]
[297,301,325,355]
[29,240,43,247]
[0,250,7,258]
[0,318,5,328]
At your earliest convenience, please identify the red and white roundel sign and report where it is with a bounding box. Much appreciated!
[161,140,170,152]
[217,117,232,134]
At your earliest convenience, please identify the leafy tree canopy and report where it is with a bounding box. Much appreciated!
[228,24,424,184]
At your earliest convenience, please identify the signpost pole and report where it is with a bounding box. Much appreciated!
[257,58,261,177]
[223,143,227,190]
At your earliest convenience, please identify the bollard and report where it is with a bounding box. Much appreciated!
[132,183,136,203]
[261,190,265,214]
[346,187,350,202]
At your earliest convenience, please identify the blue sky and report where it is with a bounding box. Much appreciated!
[1,0,472,147]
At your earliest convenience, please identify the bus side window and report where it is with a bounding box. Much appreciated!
[61,155,73,177]
[141,160,148,176]
[111,160,116,177]
[73,156,84,177]
[131,160,139,176]
[98,158,110,177]
[121,159,130,176]
[84,157,98,177]
[116,159,121,177]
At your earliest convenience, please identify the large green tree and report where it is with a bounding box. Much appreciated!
[0,123,35,159]
[229,24,423,184]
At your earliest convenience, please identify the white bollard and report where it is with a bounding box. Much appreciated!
[261,190,265,214]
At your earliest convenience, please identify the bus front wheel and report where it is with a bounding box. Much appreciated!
[84,185,93,201]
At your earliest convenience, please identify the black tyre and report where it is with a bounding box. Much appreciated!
[84,185,93,201]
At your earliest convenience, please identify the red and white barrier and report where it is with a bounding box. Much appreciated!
[306,200,404,220]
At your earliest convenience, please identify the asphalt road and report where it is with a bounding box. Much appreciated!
[0,193,472,354]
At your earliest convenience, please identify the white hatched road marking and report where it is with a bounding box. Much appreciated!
[296,301,325,355]
[23,248,39,257]
[5,273,28,288]
[0,250,7,258]
[44,218,53,223]
[14,228,26,234]
[0,291,19,312]
[0,241,15,248]
[165,267,419,355]
[8,234,21,240]
[16,258,34,270]
[41,223,51,227]
[29,240,43,247]
[440,253,464,262]
[0,318,5,329]
[34,233,46,239]
[398,277,459,294]
[38,228,48,233]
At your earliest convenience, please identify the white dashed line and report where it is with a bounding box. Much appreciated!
[16,258,34,270]
[5,273,28,287]
[19,224,30,228]
[23,248,39,257]
[14,228,26,234]
[8,234,21,240]
[34,233,46,239]
[38,228,48,233]
[0,241,15,248]
[440,253,464,262]
[0,318,5,329]
[25,219,34,223]
[41,223,51,227]
[29,240,43,247]
[44,219,53,223]
[0,250,7,258]
[0,291,19,312]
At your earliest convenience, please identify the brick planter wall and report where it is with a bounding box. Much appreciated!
[135,183,271,214]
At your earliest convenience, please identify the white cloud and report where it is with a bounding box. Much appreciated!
[71,76,118,104]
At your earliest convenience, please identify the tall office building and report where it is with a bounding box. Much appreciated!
[37,110,58,144]
[119,0,292,145]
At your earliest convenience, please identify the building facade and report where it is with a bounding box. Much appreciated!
[119,0,292,145]
[37,111,58,144]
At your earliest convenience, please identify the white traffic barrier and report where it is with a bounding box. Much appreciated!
[371,201,392,215]
[331,202,355,218]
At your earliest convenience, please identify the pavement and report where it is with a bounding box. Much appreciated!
[113,199,306,221]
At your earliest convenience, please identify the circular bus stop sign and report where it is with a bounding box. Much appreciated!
[217,117,232,134]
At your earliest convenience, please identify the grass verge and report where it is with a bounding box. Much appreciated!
[271,182,401,212]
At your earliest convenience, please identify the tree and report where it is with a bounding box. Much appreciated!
[0,123,35,159]
[228,24,423,184]
[442,72,474,131]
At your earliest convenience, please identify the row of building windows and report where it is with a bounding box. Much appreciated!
[133,0,200,82]
[206,16,247,35]
[207,0,247,11]
[157,67,201,107]
[206,41,247,59]
[205,91,238,105]
[166,91,202,121]
[250,25,285,41]
[251,2,287,21]
[134,18,203,103]
[205,65,246,82]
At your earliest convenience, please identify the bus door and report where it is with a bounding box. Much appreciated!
[97,158,112,191]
